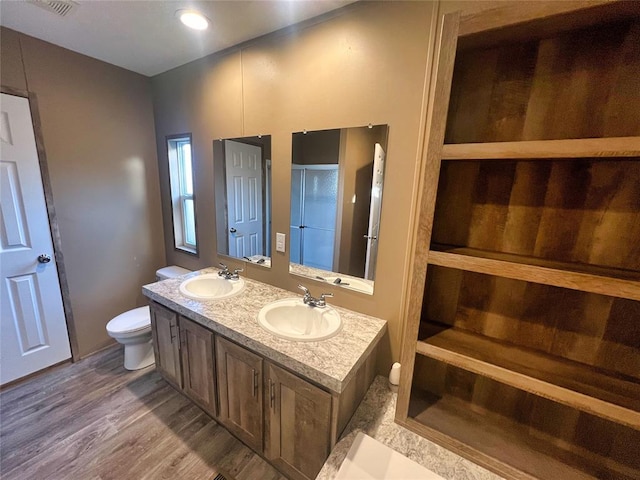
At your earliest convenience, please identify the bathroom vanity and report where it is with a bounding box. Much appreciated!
[142,269,387,480]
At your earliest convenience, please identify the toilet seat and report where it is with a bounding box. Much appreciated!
[106,306,150,336]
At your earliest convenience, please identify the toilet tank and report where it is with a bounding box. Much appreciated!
[156,266,191,281]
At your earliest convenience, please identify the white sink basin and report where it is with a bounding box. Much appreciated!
[257,298,342,342]
[179,274,245,301]
[325,276,374,295]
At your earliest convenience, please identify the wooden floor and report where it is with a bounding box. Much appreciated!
[0,346,287,480]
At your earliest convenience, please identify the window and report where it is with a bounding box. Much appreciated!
[167,135,197,253]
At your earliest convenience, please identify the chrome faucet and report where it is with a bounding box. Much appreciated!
[218,263,243,280]
[298,284,333,308]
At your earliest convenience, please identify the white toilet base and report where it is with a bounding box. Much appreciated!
[123,340,155,370]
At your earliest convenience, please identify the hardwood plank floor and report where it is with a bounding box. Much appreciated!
[0,346,287,480]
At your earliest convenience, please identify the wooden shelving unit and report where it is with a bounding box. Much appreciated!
[397,2,640,479]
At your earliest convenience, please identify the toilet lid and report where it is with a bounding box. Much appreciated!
[106,306,151,334]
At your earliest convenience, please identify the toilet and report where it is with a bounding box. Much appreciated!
[106,266,191,370]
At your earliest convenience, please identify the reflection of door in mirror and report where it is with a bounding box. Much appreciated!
[224,140,263,257]
[290,165,339,271]
[364,143,385,280]
[336,125,387,279]
[214,136,272,265]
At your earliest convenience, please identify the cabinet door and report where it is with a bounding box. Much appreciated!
[265,362,332,480]
[180,316,217,418]
[149,302,181,388]
[216,336,263,451]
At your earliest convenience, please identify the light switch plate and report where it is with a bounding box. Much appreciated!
[276,232,286,253]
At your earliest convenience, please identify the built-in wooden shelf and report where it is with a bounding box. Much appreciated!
[441,137,640,160]
[399,4,640,479]
[416,324,640,429]
[427,246,640,301]
[406,389,638,480]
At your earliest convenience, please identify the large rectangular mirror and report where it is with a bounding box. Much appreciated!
[289,125,388,294]
[214,135,272,267]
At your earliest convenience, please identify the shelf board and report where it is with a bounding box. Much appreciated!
[427,246,640,301]
[441,137,640,160]
[406,389,638,480]
[416,324,640,430]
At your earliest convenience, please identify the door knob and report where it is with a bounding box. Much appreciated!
[229,228,237,233]
[37,254,52,264]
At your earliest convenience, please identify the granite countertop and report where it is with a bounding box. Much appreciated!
[289,263,374,295]
[142,268,387,393]
[317,376,504,480]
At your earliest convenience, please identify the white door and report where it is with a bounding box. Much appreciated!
[225,140,263,258]
[0,93,71,385]
[364,143,385,280]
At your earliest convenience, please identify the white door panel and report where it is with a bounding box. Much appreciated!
[1,160,30,249]
[0,93,71,385]
[225,140,263,258]
[6,273,49,352]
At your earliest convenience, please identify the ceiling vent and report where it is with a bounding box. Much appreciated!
[28,0,78,17]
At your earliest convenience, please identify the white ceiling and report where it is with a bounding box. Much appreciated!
[0,0,356,77]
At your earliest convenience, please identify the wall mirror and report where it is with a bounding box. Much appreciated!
[289,125,388,294]
[214,135,272,267]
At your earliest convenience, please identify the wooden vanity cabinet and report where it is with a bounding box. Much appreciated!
[149,301,217,418]
[149,301,182,389]
[264,362,333,480]
[216,336,263,452]
[149,300,378,480]
[180,317,217,418]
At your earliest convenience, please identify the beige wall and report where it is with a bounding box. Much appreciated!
[151,1,439,371]
[1,28,165,358]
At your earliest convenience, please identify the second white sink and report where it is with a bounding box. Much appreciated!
[179,274,245,301]
[257,298,342,342]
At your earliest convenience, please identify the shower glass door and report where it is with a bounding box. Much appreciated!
[290,165,338,271]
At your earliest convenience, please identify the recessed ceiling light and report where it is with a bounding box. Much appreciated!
[176,9,209,31]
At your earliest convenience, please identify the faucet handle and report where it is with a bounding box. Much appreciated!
[320,293,334,300]
[218,263,229,277]
[233,268,244,274]
[298,284,310,295]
